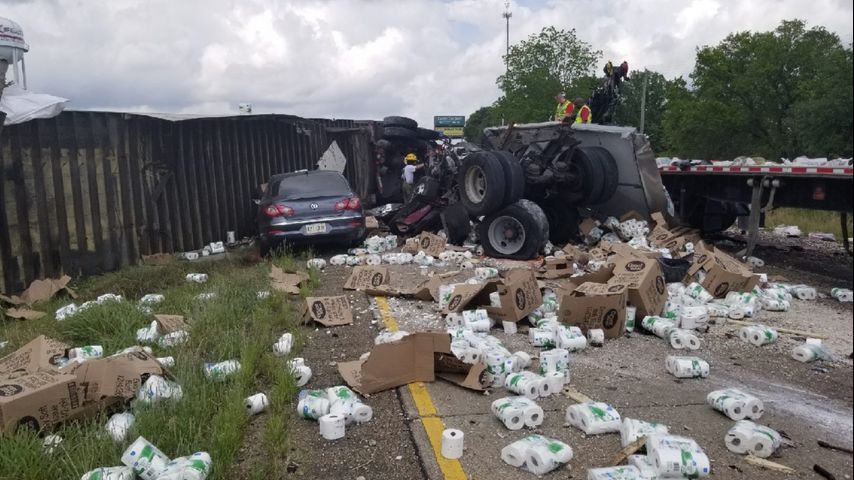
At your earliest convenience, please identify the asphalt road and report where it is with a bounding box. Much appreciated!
[285,243,854,480]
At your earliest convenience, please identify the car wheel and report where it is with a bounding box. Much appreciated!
[492,151,525,206]
[441,203,471,245]
[383,126,417,140]
[478,200,548,260]
[539,199,579,244]
[383,116,418,130]
[458,151,506,217]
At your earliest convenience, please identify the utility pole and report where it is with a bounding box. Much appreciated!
[639,71,649,134]
[502,1,512,72]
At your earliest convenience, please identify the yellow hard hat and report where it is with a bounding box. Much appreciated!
[405,153,417,163]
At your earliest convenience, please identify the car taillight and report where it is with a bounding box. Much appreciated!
[264,203,294,217]
[336,197,362,211]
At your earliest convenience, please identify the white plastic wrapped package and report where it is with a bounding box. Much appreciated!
[646,434,711,478]
[738,325,778,346]
[501,434,573,476]
[665,355,709,378]
[491,396,545,430]
[706,388,764,420]
[565,402,622,435]
[620,417,669,448]
[725,420,782,458]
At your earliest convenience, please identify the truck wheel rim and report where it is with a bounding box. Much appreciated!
[464,165,487,203]
[488,216,525,255]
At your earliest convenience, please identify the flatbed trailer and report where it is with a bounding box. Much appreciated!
[659,162,854,257]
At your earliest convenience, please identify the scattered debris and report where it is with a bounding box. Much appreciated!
[707,388,764,420]
[501,434,573,475]
[245,393,269,415]
[744,455,796,474]
[725,420,781,458]
[441,429,464,459]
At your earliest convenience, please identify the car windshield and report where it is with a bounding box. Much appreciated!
[272,172,350,200]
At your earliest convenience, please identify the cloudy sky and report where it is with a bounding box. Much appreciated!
[4,0,852,126]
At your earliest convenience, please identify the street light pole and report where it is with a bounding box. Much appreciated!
[502,1,512,72]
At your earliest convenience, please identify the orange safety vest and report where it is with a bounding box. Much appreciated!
[575,105,592,124]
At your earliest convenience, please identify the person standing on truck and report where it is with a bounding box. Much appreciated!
[401,153,422,201]
[553,92,574,122]
[574,97,592,124]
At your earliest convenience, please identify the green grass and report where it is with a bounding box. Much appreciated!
[0,248,314,480]
[765,208,853,241]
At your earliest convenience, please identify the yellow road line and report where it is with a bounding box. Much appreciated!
[374,297,468,480]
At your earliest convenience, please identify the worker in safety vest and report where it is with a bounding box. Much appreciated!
[574,97,592,124]
[553,92,574,122]
[401,153,422,201]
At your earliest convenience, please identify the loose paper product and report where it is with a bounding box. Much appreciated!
[706,388,764,420]
[587,466,643,480]
[297,389,331,420]
[491,396,545,430]
[501,434,573,476]
[646,434,711,478]
[441,429,464,459]
[725,420,781,458]
[245,393,269,415]
[80,467,135,480]
[105,412,136,443]
[121,436,171,480]
[791,343,831,363]
[738,325,778,346]
[327,385,373,424]
[665,355,709,378]
[620,417,669,448]
[319,413,346,440]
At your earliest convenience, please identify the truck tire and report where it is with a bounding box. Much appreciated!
[493,151,525,206]
[565,146,619,206]
[458,151,506,217]
[479,199,548,260]
[383,116,418,130]
[441,203,471,245]
[383,126,417,140]
[539,199,579,244]
[416,127,442,141]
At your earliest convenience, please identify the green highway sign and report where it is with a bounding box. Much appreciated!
[434,115,465,128]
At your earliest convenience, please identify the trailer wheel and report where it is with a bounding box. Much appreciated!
[441,203,471,245]
[383,116,418,130]
[416,127,442,141]
[458,151,506,217]
[493,151,525,206]
[479,199,548,260]
[383,126,417,140]
[539,199,579,244]
[565,146,619,205]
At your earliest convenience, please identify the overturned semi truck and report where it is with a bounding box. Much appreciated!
[389,121,670,260]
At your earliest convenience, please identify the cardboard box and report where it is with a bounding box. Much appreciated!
[443,269,542,323]
[0,275,77,306]
[558,282,627,338]
[269,266,309,294]
[365,276,442,301]
[303,296,353,327]
[608,257,667,318]
[0,336,69,379]
[154,315,188,334]
[67,351,167,403]
[337,332,486,394]
[538,257,573,279]
[0,370,84,432]
[689,244,759,297]
[344,266,389,291]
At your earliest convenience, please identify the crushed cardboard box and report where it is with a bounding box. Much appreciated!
[365,276,442,302]
[302,296,353,327]
[0,275,77,307]
[154,315,189,334]
[538,257,573,279]
[270,266,310,294]
[0,336,169,433]
[688,242,759,297]
[344,266,389,291]
[337,332,486,394]
[558,282,627,338]
[444,269,542,323]
[3,308,47,320]
[401,232,447,257]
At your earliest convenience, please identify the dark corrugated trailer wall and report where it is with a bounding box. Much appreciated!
[0,111,377,294]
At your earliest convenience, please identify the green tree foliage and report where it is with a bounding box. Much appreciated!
[494,26,601,124]
[613,70,688,152]
[663,20,853,160]
[463,106,501,144]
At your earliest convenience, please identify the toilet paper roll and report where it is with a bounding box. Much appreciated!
[748,424,781,458]
[441,429,464,459]
[492,398,525,430]
[743,325,778,346]
[80,466,135,480]
[707,388,761,420]
[545,371,567,392]
[528,328,556,347]
[666,356,709,378]
[121,436,171,480]
[511,351,532,369]
[319,413,346,440]
[297,390,331,420]
[365,254,382,266]
[565,402,622,435]
[727,306,745,319]
[500,440,528,467]
[794,287,816,300]
[156,357,175,368]
[619,418,669,448]
[744,396,764,420]
[725,421,754,454]
[522,403,545,428]
[556,329,587,351]
[586,329,605,346]
[245,393,269,415]
[536,376,552,398]
[648,435,710,478]
[504,372,539,399]
[525,443,561,476]
[105,413,136,443]
[625,305,637,332]
[502,321,517,334]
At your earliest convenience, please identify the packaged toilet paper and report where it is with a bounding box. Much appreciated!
[646,434,711,478]
[586,466,643,480]
[669,329,701,350]
[297,389,331,420]
[791,342,832,363]
[626,455,658,478]
[738,325,778,346]
[121,436,171,480]
[565,402,622,435]
[491,396,545,430]
[706,388,764,420]
[620,417,669,448]
[505,372,547,399]
[80,467,135,480]
[501,434,573,475]
[155,452,212,480]
[725,420,781,458]
[327,385,373,424]
[105,412,136,442]
[665,356,710,378]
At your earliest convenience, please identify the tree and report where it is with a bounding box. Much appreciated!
[613,70,687,153]
[494,26,601,124]
[463,106,501,144]
[662,20,853,160]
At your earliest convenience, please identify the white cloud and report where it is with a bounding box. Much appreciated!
[3,0,852,127]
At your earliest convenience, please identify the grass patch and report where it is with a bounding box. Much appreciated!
[765,208,853,241]
[0,248,313,480]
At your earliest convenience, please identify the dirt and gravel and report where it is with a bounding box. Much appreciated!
[284,237,853,480]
